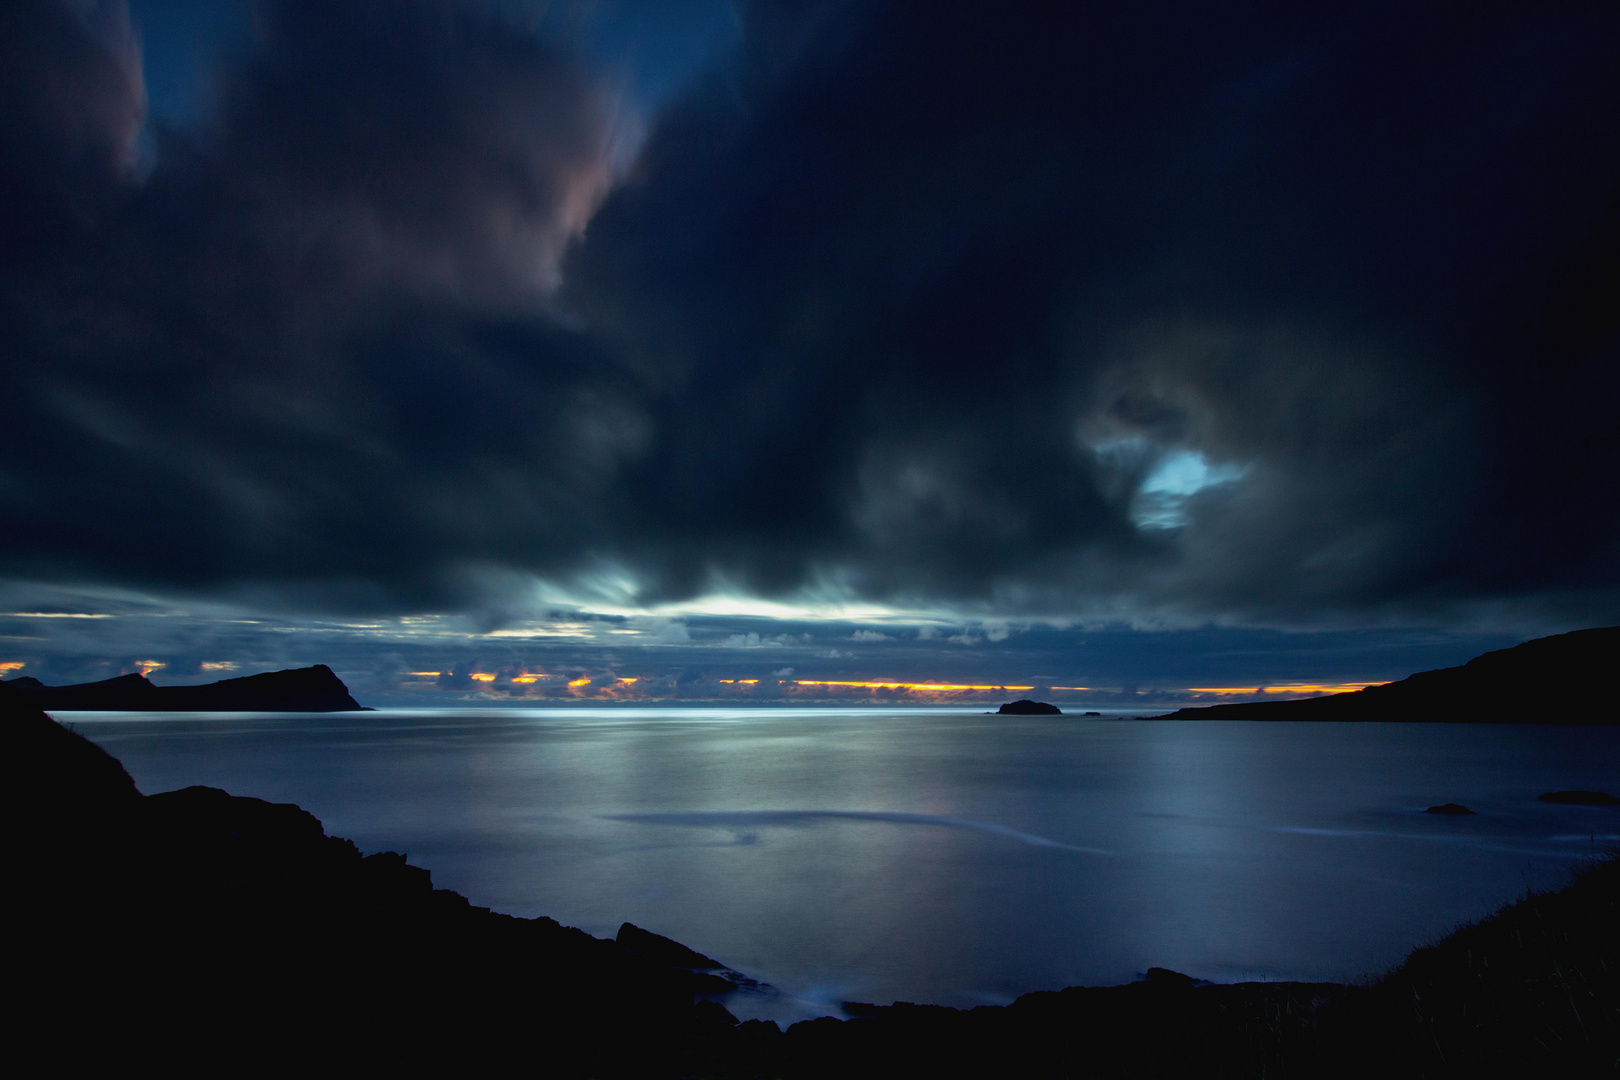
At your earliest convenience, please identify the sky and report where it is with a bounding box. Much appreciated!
[1,0,1616,706]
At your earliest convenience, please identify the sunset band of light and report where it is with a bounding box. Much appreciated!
[399,673,1385,696]
[1187,682,1389,695]
[722,679,1036,692]
[409,672,638,686]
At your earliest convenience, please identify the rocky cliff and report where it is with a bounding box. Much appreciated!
[5,663,365,711]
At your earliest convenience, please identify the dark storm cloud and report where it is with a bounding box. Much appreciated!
[2,0,1618,633]
[216,0,629,301]
[1,0,639,605]
[0,0,145,240]
[569,0,1620,622]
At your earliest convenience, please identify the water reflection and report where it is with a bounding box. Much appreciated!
[76,709,1620,1013]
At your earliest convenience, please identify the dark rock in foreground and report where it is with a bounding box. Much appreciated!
[1539,790,1620,805]
[1144,966,1198,987]
[5,663,365,711]
[5,679,744,1074]
[998,699,1062,715]
[776,862,1620,1079]
[619,921,726,970]
[1426,803,1475,815]
[1151,626,1620,723]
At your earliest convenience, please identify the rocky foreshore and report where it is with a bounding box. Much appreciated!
[8,679,1615,1076]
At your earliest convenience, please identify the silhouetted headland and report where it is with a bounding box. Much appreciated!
[9,677,1615,1075]
[1539,790,1619,806]
[1151,627,1619,723]
[998,699,1062,715]
[5,663,365,711]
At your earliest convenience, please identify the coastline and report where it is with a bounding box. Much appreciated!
[10,681,1615,1075]
[1150,627,1620,724]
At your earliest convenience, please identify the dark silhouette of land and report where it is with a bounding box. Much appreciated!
[1152,626,1619,723]
[9,677,1615,1075]
[1540,789,1619,805]
[4,663,365,711]
[6,677,762,1073]
[998,698,1062,714]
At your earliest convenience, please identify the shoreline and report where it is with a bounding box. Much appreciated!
[10,680,1615,1075]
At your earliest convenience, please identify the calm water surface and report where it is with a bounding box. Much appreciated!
[75,709,1620,1020]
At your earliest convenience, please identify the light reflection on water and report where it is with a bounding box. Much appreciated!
[74,709,1620,1017]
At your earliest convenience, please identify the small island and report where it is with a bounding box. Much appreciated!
[997,699,1062,715]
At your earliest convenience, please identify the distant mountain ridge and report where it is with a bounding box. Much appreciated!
[1153,627,1618,723]
[4,665,365,712]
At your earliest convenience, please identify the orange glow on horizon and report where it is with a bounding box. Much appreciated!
[136,660,165,676]
[718,678,1036,692]
[1187,682,1389,695]
[793,680,1035,692]
[394,671,1385,699]
[0,661,23,673]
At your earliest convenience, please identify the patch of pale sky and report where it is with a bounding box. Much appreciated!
[1141,450,1249,498]
[1131,449,1250,531]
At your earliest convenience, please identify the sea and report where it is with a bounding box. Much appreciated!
[73,707,1620,1023]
